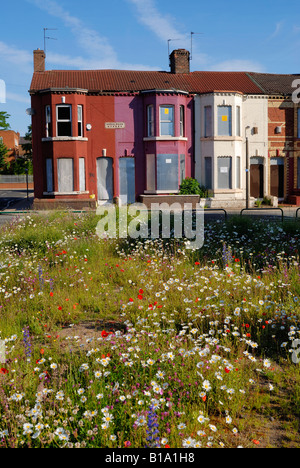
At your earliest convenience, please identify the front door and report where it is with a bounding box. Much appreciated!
[97,157,113,201]
[250,157,264,198]
[119,157,135,205]
[270,158,284,198]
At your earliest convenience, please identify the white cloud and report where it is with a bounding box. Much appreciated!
[0,41,32,73]
[267,21,284,40]
[27,0,159,70]
[126,0,188,45]
[209,59,266,73]
[6,91,31,104]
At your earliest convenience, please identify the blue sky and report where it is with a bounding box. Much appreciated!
[0,0,300,135]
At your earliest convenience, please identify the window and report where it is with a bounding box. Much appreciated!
[45,105,51,137]
[56,105,72,137]
[180,105,185,137]
[159,105,174,137]
[79,158,86,192]
[46,158,53,192]
[236,106,241,137]
[147,105,155,137]
[205,157,212,189]
[218,106,232,136]
[236,156,241,189]
[146,154,156,191]
[57,158,74,192]
[204,106,212,137]
[157,154,178,190]
[180,154,186,183]
[78,105,83,137]
[218,157,232,189]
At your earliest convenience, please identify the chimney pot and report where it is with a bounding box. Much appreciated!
[169,49,190,74]
[33,49,46,72]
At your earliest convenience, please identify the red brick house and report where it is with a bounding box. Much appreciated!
[249,73,300,204]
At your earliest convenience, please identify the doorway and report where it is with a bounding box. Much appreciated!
[250,157,264,199]
[97,157,113,201]
[270,157,284,199]
[119,157,135,204]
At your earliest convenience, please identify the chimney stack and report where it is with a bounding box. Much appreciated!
[33,49,46,72]
[170,49,190,74]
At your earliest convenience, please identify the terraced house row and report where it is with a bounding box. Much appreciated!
[29,48,300,209]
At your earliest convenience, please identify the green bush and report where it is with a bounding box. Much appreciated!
[179,177,208,197]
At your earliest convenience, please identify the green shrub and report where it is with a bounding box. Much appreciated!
[179,177,208,197]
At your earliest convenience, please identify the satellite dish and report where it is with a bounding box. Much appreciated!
[26,108,36,116]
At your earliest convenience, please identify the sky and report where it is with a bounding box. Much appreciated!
[1,0,300,135]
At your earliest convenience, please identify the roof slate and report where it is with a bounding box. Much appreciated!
[29,69,264,95]
[248,72,300,95]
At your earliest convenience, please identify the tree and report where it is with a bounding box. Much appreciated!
[21,125,32,160]
[0,141,8,172]
[0,111,11,131]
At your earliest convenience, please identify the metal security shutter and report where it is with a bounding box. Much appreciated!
[218,157,232,189]
[119,157,135,204]
[157,154,178,191]
[97,157,113,200]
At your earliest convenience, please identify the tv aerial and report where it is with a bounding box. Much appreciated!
[43,28,58,54]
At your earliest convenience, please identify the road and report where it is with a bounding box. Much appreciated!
[0,190,33,210]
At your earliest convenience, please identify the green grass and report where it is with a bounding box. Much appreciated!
[0,211,299,448]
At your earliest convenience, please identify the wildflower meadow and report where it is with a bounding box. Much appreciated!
[0,210,299,448]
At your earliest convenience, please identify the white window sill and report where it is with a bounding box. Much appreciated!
[143,136,188,142]
[42,137,88,142]
[43,191,90,196]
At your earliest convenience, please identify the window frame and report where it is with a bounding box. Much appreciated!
[159,105,175,137]
[180,105,185,137]
[56,104,72,137]
[147,105,155,137]
[77,105,83,137]
[217,105,232,137]
[45,105,51,138]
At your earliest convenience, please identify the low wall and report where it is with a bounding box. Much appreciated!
[139,194,201,209]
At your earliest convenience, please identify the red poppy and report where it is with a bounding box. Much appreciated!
[40,349,45,355]
[50,292,54,297]
[139,289,144,294]
[225,367,230,374]
[58,306,62,310]
[101,330,109,338]
[0,368,8,374]
[138,294,143,300]
[164,444,171,448]
[129,298,134,302]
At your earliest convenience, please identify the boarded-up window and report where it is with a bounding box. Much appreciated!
[218,106,232,136]
[57,158,74,192]
[46,158,53,192]
[157,154,178,190]
[204,106,212,137]
[205,157,212,189]
[180,154,186,183]
[218,157,232,189]
[236,156,241,189]
[236,106,241,137]
[146,154,156,191]
[79,158,86,192]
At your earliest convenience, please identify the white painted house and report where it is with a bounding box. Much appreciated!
[194,92,268,208]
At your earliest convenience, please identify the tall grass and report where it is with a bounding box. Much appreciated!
[0,212,299,448]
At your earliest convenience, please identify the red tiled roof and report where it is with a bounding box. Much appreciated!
[29,69,263,95]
